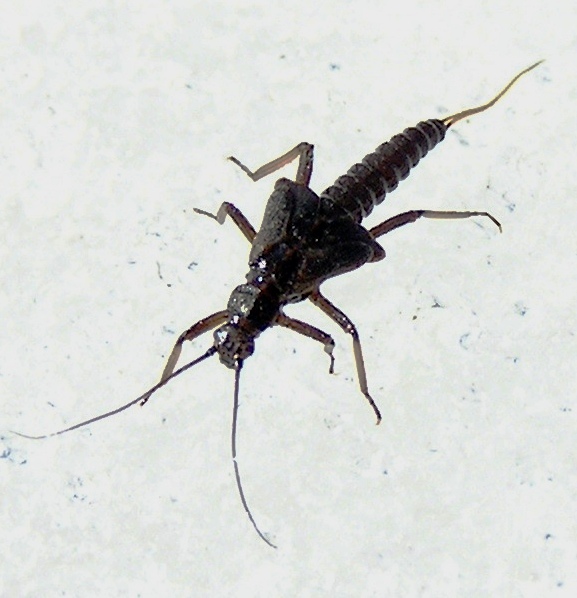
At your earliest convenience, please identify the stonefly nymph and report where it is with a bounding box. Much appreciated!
[15,61,542,548]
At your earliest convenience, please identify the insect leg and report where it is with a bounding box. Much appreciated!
[159,310,228,385]
[369,209,502,239]
[276,313,336,373]
[228,142,314,186]
[194,202,256,242]
[309,290,381,424]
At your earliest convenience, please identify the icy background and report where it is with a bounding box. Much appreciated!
[1,1,575,596]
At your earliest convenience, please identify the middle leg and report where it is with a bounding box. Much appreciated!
[309,290,382,424]
[194,202,256,243]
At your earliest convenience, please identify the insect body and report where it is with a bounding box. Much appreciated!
[16,62,542,548]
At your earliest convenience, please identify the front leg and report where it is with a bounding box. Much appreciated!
[309,290,382,424]
[275,313,336,374]
[158,310,228,387]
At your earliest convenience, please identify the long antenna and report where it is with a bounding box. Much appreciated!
[443,60,543,127]
[11,346,217,439]
[231,360,277,548]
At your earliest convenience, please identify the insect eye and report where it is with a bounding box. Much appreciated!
[214,324,255,368]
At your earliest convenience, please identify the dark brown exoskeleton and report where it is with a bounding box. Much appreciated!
[15,62,542,548]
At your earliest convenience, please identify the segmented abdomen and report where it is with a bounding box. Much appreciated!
[320,119,447,222]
